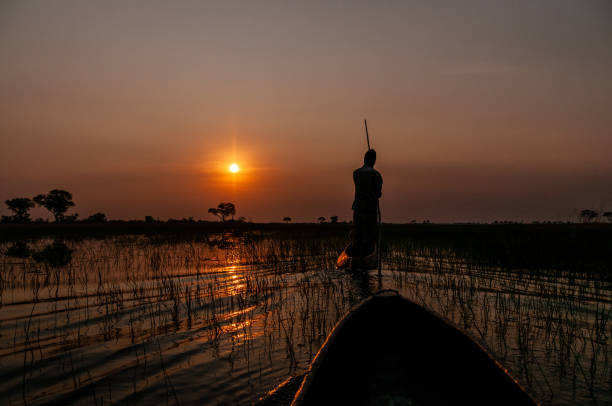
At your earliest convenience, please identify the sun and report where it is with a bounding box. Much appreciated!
[229,163,240,173]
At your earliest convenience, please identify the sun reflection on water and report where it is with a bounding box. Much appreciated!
[0,234,609,406]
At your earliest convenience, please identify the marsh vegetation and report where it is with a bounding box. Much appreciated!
[0,225,610,405]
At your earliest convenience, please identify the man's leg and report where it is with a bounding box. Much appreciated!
[357,211,377,256]
[352,210,366,257]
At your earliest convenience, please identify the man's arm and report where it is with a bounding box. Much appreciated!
[375,172,382,198]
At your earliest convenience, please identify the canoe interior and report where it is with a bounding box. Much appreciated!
[293,293,537,406]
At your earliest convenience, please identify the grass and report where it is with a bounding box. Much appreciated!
[3,222,610,275]
[383,223,612,277]
[0,224,610,405]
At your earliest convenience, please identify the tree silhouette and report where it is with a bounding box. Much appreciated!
[330,215,338,224]
[64,213,79,222]
[579,209,598,223]
[603,212,612,223]
[5,198,35,222]
[283,217,291,224]
[85,212,107,223]
[318,216,326,224]
[208,202,236,222]
[33,190,75,222]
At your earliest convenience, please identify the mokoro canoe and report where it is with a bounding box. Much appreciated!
[336,243,378,271]
[292,291,538,406]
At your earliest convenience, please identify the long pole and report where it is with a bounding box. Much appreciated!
[364,119,382,278]
[377,204,382,278]
[364,119,371,150]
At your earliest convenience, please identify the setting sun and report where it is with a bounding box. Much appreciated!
[229,163,240,173]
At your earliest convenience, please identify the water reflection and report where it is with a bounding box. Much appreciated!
[4,239,73,267]
[4,240,31,258]
[348,271,384,303]
[0,233,609,406]
[32,239,73,267]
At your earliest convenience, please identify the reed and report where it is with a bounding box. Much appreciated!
[0,225,610,405]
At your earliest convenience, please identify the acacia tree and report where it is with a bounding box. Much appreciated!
[85,212,107,223]
[283,217,291,224]
[330,215,338,224]
[603,212,612,223]
[318,216,326,224]
[579,209,598,223]
[5,198,35,222]
[208,202,236,222]
[33,190,75,222]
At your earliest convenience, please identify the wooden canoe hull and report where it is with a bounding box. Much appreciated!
[292,291,538,406]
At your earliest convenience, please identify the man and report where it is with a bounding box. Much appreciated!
[352,149,382,257]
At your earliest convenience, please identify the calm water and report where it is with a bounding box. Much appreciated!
[0,233,610,405]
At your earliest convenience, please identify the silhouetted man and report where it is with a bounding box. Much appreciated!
[352,149,382,257]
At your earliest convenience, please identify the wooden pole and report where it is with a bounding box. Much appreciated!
[363,119,382,279]
[377,205,382,278]
[364,119,382,278]
[364,119,371,150]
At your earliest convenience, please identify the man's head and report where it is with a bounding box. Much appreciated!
[364,149,376,167]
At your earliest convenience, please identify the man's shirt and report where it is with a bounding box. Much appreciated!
[352,165,383,213]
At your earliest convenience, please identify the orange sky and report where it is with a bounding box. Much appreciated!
[1,1,611,222]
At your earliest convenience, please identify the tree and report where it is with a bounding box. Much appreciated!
[318,216,326,224]
[208,202,236,222]
[579,209,598,223]
[603,212,612,223]
[33,190,75,222]
[283,217,291,224]
[64,213,79,222]
[330,215,338,224]
[5,198,35,222]
[85,212,107,223]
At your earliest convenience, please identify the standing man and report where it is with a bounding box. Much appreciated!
[352,149,383,257]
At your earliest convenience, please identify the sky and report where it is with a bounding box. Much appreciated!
[1,0,611,223]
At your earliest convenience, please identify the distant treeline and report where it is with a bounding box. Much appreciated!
[3,190,612,226]
[2,191,350,225]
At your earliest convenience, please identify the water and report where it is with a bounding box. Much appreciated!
[0,233,610,405]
